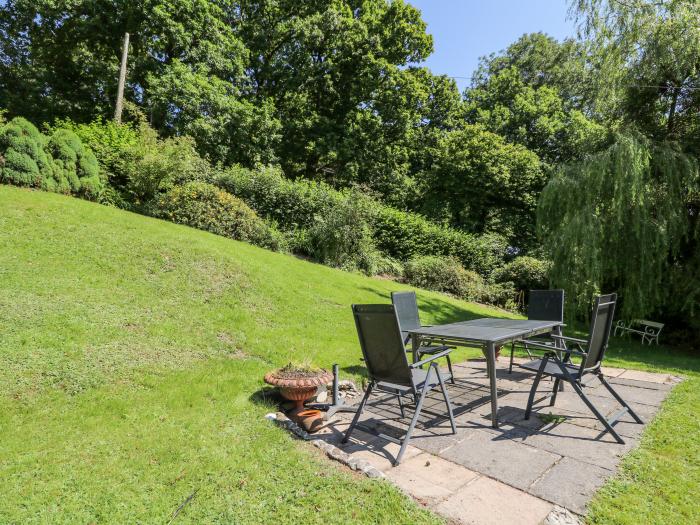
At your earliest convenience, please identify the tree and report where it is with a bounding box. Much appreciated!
[465,33,607,165]
[574,0,700,146]
[419,124,545,250]
[0,0,274,167]
[464,66,607,164]
[471,32,594,112]
[563,0,700,340]
[538,131,698,320]
[234,0,438,200]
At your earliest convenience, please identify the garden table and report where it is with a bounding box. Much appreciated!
[409,319,563,429]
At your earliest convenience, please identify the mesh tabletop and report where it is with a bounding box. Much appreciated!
[408,319,561,344]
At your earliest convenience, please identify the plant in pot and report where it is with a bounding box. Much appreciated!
[264,362,333,433]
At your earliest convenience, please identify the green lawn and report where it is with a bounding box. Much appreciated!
[0,185,697,524]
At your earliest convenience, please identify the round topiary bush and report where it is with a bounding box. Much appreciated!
[47,128,103,199]
[0,117,53,188]
[153,181,286,251]
[404,255,487,300]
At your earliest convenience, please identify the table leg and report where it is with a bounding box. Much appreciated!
[486,341,499,428]
[554,325,565,392]
[411,332,420,364]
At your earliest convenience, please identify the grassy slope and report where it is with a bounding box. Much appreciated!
[0,186,697,524]
[0,186,504,524]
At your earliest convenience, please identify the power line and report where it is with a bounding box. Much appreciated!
[442,75,700,92]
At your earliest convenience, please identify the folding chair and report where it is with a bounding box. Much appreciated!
[391,291,454,382]
[520,293,643,444]
[509,289,565,373]
[343,304,457,465]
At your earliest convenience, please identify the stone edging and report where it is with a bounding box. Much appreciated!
[265,412,385,479]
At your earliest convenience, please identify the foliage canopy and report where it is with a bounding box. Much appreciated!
[539,131,698,319]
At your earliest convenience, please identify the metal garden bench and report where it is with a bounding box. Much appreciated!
[614,319,664,345]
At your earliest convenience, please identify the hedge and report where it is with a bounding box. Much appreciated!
[217,166,507,276]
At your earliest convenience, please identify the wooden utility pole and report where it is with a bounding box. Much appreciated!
[114,32,130,124]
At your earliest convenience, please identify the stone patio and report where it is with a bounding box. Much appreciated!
[315,357,681,524]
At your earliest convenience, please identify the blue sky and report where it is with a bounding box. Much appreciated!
[409,0,577,92]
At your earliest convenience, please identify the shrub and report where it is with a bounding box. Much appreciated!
[373,207,508,275]
[47,128,104,199]
[300,193,380,273]
[58,114,214,207]
[492,256,551,294]
[152,182,286,251]
[217,165,342,228]
[373,254,405,278]
[217,166,508,276]
[404,256,482,299]
[0,117,52,188]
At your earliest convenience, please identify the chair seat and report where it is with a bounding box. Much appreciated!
[416,344,451,355]
[520,359,582,380]
[377,367,450,394]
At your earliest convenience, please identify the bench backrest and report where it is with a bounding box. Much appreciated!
[637,319,664,331]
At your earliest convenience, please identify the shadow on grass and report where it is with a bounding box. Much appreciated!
[249,386,285,408]
[340,364,368,378]
[355,285,506,327]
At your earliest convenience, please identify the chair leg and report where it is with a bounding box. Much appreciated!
[396,368,433,465]
[397,394,405,418]
[342,382,374,444]
[525,357,549,419]
[597,374,644,424]
[446,353,455,384]
[435,365,457,434]
[509,342,515,374]
[569,380,625,444]
[524,342,534,360]
[550,378,561,406]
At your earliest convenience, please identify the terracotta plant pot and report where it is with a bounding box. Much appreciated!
[264,368,333,432]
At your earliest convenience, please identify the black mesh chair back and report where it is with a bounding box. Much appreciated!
[352,304,414,388]
[528,290,565,322]
[582,293,617,370]
[391,291,421,339]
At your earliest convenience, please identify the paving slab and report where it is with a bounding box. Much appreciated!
[441,428,561,490]
[385,453,479,504]
[618,369,675,384]
[600,366,627,377]
[434,475,553,525]
[589,382,668,407]
[522,406,647,440]
[607,375,674,391]
[530,457,613,514]
[311,357,677,522]
[511,421,634,470]
[343,438,422,471]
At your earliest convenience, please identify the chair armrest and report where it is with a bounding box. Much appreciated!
[551,334,588,344]
[410,349,452,368]
[521,339,588,357]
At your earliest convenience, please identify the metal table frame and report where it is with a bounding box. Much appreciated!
[409,319,563,429]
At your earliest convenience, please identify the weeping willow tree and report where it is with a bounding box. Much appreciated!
[538,131,698,321]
